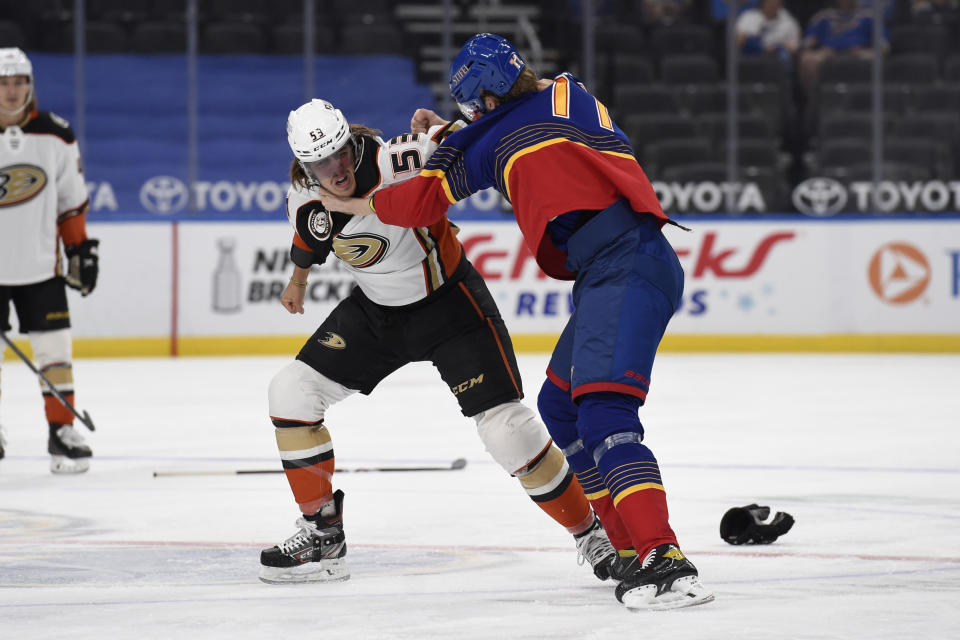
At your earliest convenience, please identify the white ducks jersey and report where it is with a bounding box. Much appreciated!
[0,111,89,285]
[286,127,465,306]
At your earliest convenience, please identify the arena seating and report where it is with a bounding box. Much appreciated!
[5,0,960,214]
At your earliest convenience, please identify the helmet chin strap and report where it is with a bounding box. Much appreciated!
[349,135,362,172]
[298,160,320,188]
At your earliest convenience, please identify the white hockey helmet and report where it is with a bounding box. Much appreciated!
[287,98,354,166]
[0,47,32,80]
[287,98,357,184]
[0,47,34,116]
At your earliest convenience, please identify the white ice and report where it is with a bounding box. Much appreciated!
[1,353,959,639]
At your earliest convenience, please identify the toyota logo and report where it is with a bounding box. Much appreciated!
[140,176,189,214]
[792,177,847,216]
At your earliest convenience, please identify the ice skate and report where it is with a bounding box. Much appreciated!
[260,489,349,584]
[608,549,640,582]
[48,424,91,474]
[615,544,714,611]
[573,515,618,581]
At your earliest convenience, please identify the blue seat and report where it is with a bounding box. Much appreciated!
[85,138,186,166]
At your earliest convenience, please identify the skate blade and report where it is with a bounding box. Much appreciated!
[50,456,91,475]
[622,575,715,611]
[259,559,350,585]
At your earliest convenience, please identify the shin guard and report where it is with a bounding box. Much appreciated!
[29,330,75,427]
[595,434,677,554]
[516,445,593,534]
[268,361,356,515]
[475,400,593,533]
[538,379,632,547]
[274,422,336,516]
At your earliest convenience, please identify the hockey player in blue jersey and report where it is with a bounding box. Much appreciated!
[315,33,714,610]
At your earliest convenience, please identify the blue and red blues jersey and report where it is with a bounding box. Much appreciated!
[372,73,670,280]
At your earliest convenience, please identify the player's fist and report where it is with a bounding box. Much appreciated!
[281,280,306,314]
[411,108,447,134]
[65,238,99,296]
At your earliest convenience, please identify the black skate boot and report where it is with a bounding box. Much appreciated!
[48,423,92,474]
[573,515,618,581]
[608,548,640,582]
[259,489,349,584]
[614,544,714,610]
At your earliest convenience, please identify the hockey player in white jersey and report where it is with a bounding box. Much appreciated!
[260,99,617,584]
[0,48,98,473]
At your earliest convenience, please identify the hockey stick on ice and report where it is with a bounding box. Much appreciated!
[152,457,467,478]
[0,329,96,432]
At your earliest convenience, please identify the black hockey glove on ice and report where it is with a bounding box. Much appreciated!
[65,238,100,296]
[720,503,794,545]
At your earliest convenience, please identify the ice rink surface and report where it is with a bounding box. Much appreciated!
[1,352,958,639]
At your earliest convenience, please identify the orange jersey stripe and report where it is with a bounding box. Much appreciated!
[596,100,613,131]
[58,210,88,246]
[292,232,311,251]
[552,76,570,118]
[426,218,464,279]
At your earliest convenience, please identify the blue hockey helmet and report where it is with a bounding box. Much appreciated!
[449,33,526,121]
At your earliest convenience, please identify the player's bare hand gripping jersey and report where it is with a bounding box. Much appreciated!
[285,126,464,306]
[0,112,89,285]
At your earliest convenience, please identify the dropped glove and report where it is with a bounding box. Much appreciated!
[720,503,794,545]
[65,238,100,296]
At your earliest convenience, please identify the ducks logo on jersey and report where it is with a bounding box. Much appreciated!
[332,233,390,269]
[0,164,47,207]
[318,332,346,349]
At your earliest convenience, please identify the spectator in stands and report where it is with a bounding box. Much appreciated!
[798,0,888,94]
[736,0,801,68]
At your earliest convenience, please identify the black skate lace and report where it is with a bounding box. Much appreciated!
[278,518,318,554]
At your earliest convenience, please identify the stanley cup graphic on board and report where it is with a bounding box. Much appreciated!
[213,237,242,313]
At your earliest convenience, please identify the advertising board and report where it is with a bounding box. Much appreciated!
[41,218,955,356]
